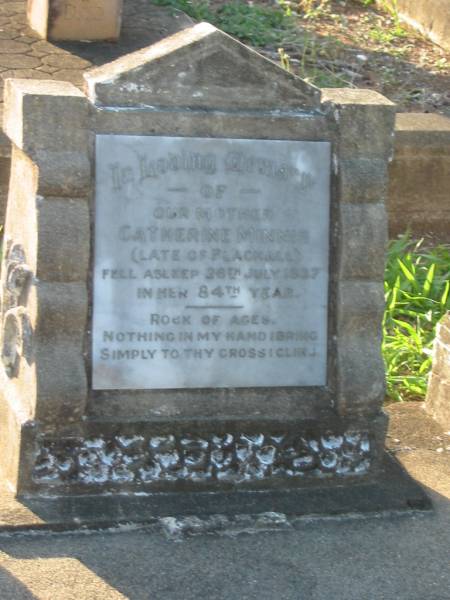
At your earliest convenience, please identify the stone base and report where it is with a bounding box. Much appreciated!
[4,409,390,496]
[0,397,431,530]
[0,401,436,531]
[0,453,428,533]
[0,386,398,500]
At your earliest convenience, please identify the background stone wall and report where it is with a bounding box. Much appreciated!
[396,0,450,51]
[388,113,450,242]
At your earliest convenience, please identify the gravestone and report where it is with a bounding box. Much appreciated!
[27,0,123,41]
[0,23,429,521]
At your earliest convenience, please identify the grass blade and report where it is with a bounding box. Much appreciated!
[423,262,435,296]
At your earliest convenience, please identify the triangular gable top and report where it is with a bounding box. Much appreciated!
[84,22,320,111]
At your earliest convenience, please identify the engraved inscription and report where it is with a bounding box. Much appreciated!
[93,136,331,390]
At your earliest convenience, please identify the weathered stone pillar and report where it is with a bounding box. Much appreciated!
[1,79,91,490]
[321,89,394,421]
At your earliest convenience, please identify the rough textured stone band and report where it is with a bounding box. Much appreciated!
[33,430,371,486]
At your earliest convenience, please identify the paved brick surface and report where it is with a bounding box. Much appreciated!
[0,0,193,125]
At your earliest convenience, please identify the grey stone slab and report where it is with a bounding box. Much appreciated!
[93,135,330,390]
[84,23,320,110]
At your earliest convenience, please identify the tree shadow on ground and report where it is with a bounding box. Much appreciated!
[0,566,37,599]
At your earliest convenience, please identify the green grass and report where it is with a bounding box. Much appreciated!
[383,235,450,402]
[152,0,293,46]
[151,0,213,21]
[150,0,417,88]
[214,2,292,46]
[368,23,407,45]
[297,0,331,20]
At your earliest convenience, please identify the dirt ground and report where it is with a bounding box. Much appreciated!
[213,0,450,115]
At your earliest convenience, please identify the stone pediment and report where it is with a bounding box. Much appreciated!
[84,22,320,110]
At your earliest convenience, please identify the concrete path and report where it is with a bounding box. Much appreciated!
[0,404,447,600]
[0,498,447,600]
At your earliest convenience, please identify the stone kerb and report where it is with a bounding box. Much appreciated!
[0,23,395,500]
[426,312,450,428]
[27,0,124,42]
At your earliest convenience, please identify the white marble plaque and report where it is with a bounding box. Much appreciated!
[93,135,330,389]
